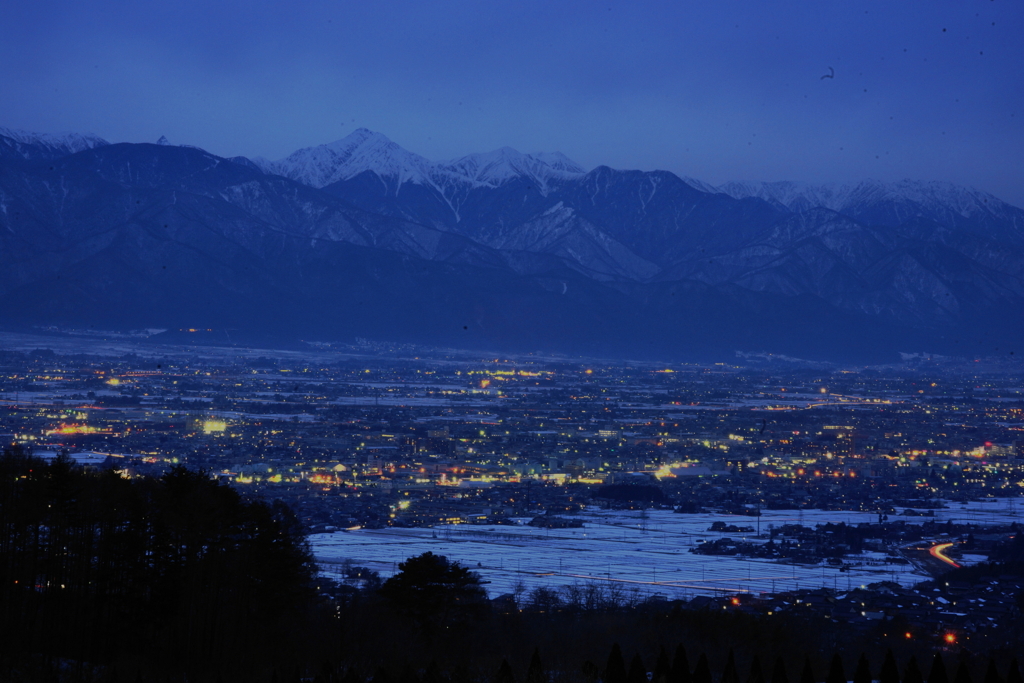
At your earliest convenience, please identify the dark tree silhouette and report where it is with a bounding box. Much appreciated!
[954,661,973,683]
[693,654,713,683]
[747,655,766,683]
[827,655,845,683]
[800,658,816,683]
[628,654,648,683]
[771,658,789,683]
[496,659,516,683]
[722,652,740,683]
[880,651,901,683]
[905,657,924,683]
[378,551,486,634]
[372,667,393,683]
[653,646,671,683]
[423,661,444,683]
[318,662,340,683]
[1006,660,1021,683]
[397,664,419,683]
[854,655,872,683]
[983,659,1002,683]
[671,645,692,683]
[526,649,546,683]
[605,644,628,683]
[929,655,949,683]
[0,453,316,680]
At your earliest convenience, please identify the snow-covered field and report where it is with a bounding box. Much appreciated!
[312,501,1024,600]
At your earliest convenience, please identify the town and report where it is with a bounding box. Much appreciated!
[3,344,1024,531]
[4,340,1024,667]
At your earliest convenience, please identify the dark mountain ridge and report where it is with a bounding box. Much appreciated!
[0,127,1021,362]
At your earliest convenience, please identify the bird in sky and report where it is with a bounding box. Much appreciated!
[821,66,835,80]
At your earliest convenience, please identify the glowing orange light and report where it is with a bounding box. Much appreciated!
[944,633,956,644]
[46,423,109,436]
[731,598,740,605]
[585,369,593,374]
[480,379,490,389]
[905,632,912,639]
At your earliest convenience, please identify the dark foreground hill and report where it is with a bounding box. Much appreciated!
[3,450,1023,683]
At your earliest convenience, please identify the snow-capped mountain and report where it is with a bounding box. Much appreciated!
[2,122,1024,360]
[719,179,1022,235]
[439,147,584,192]
[252,128,443,188]
[254,128,587,195]
[0,127,108,161]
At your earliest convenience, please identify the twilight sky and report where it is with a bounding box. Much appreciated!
[3,0,1022,204]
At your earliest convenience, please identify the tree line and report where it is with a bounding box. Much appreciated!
[0,446,320,681]
[3,447,1023,682]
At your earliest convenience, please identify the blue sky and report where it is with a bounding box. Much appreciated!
[3,0,1022,203]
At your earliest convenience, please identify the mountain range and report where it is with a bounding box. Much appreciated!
[1,125,1022,361]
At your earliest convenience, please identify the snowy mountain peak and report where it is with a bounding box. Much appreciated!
[441,146,585,190]
[720,178,1014,221]
[533,151,585,175]
[260,130,586,195]
[0,126,109,159]
[260,128,437,188]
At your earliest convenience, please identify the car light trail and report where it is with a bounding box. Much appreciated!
[929,542,960,568]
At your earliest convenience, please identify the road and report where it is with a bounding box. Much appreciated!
[929,542,960,568]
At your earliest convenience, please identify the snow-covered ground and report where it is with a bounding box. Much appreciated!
[312,501,1024,600]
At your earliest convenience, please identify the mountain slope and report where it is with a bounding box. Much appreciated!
[2,126,1024,360]
[0,127,109,162]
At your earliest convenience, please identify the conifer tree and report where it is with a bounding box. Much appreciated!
[318,662,338,683]
[653,647,671,683]
[880,651,900,683]
[526,649,546,683]
[928,654,949,683]
[343,667,363,683]
[827,655,845,683]
[905,657,924,683]
[423,661,444,683]
[771,658,789,683]
[693,654,713,683]
[800,658,815,683]
[671,645,692,683]
[496,659,516,683]
[747,655,766,683]
[722,652,741,683]
[853,655,872,683]
[1006,660,1021,683]
[954,661,972,683]
[605,644,628,683]
[983,659,1001,683]
[373,667,393,683]
[628,654,648,683]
